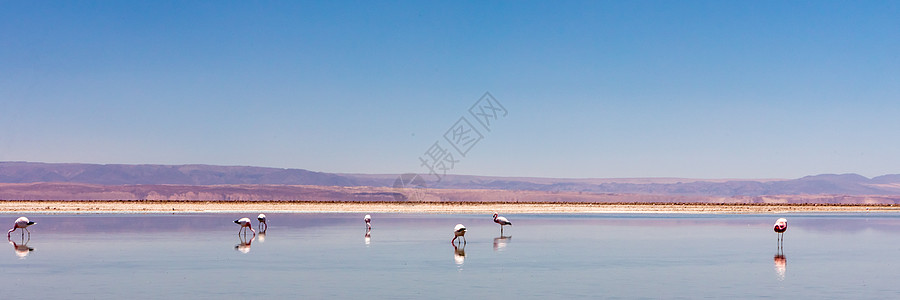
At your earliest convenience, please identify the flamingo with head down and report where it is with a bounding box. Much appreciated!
[452,224,467,245]
[7,217,35,239]
[774,218,787,239]
[257,214,268,232]
[234,217,256,237]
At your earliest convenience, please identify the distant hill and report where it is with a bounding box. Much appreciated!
[2,161,900,197]
[0,161,356,186]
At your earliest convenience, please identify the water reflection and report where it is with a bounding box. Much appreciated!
[452,244,465,265]
[257,231,266,243]
[493,235,511,252]
[8,236,34,259]
[234,234,254,254]
[364,230,371,246]
[774,253,787,281]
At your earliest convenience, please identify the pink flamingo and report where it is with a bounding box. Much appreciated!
[493,212,512,233]
[364,214,372,231]
[257,214,268,232]
[7,217,35,239]
[234,217,256,237]
[451,224,467,245]
[774,218,787,246]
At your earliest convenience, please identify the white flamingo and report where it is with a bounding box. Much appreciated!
[234,217,256,237]
[7,217,35,239]
[493,212,512,233]
[257,214,268,232]
[774,218,787,241]
[364,214,372,231]
[452,224,467,245]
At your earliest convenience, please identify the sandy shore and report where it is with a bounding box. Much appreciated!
[0,201,897,214]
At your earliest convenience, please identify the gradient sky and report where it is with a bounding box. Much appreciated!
[2,1,899,179]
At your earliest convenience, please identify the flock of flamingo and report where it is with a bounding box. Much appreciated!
[6,214,790,259]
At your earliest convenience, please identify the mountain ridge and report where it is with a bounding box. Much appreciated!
[1,161,899,197]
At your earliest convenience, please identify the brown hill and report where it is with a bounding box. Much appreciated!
[2,161,900,197]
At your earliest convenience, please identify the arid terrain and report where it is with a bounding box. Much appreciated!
[2,162,900,213]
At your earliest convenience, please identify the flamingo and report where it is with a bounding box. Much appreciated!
[774,218,787,246]
[234,217,256,237]
[493,212,512,233]
[7,217,35,239]
[364,214,372,230]
[257,214,268,232]
[451,224,467,245]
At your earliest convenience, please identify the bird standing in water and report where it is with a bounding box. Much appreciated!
[234,217,256,237]
[493,212,512,233]
[452,224,467,245]
[774,218,787,247]
[7,217,35,239]
[364,214,372,231]
[257,214,267,232]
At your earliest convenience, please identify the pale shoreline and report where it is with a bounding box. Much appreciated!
[0,201,897,214]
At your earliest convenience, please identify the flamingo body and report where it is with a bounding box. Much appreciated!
[234,217,256,236]
[364,214,372,230]
[451,224,467,244]
[774,218,788,247]
[8,217,35,239]
[493,213,512,233]
[257,214,268,231]
[773,218,787,233]
[493,213,512,226]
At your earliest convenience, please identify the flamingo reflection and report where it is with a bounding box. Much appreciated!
[453,243,466,265]
[8,235,34,259]
[235,234,253,254]
[7,216,35,240]
[257,231,266,243]
[493,235,512,252]
[774,253,786,281]
[364,231,371,246]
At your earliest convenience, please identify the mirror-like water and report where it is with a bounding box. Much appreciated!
[3,213,899,299]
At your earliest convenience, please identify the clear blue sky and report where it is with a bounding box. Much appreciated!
[2,1,898,179]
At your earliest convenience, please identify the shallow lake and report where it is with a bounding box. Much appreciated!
[3,213,899,299]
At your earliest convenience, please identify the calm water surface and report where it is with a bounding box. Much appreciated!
[3,213,900,299]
